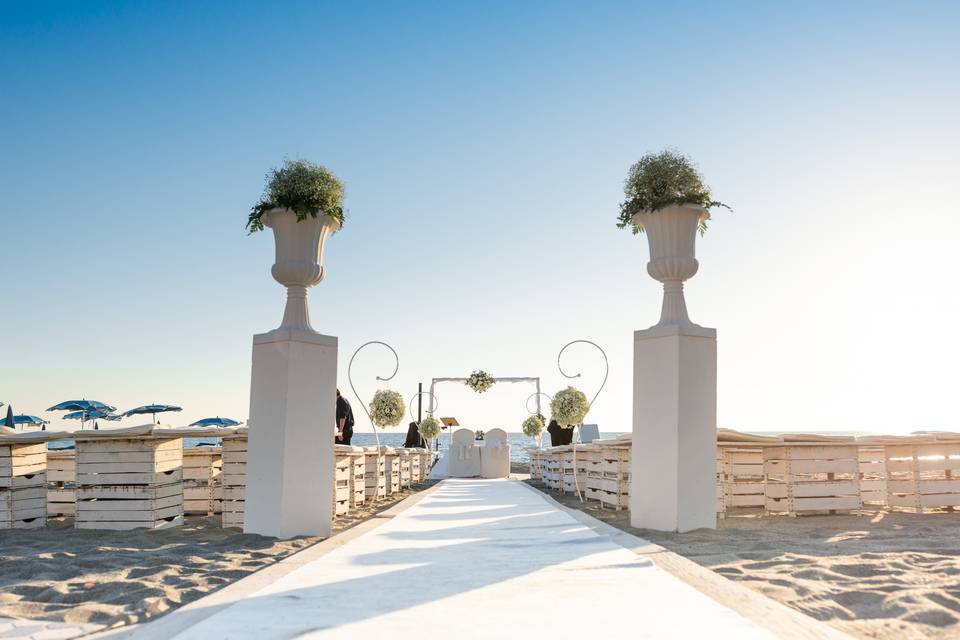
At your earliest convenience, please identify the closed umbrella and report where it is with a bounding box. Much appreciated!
[3,406,14,429]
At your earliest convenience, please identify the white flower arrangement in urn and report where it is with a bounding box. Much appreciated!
[617,150,730,329]
[369,389,406,428]
[550,386,590,428]
[246,159,347,334]
[465,370,495,393]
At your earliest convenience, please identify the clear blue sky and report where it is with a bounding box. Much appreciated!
[2,1,958,434]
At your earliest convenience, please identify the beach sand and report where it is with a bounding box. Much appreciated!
[529,481,960,640]
[0,481,437,627]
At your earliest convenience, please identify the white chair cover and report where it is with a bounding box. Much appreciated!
[480,428,510,478]
[447,428,481,478]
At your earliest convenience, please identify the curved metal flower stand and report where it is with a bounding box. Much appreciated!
[557,340,609,501]
[347,341,399,450]
[408,390,439,452]
[525,391,553,449]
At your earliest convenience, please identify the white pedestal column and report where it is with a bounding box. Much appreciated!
[630,324,716,532]
[244,328,337,538]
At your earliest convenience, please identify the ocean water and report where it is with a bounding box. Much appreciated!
[48,432,628,464]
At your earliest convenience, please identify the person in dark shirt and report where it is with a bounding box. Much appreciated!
[335,389,354,445]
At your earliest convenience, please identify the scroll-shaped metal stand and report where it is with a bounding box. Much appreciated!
[408,390,439,459]
[526,392,553,449]
[557,340,609,501]
[347,341,399,450]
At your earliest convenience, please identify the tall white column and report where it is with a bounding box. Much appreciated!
[244,328,337,538]
[630,325,716,532]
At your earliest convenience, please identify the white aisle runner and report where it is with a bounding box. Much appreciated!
[171,479,777,639]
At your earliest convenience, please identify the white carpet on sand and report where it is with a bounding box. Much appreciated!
[172,479,775,639]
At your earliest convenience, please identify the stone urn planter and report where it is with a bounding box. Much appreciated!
[631,203,709,329]
[262,208,340,333]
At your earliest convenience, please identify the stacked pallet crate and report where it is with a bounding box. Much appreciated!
[348,447,366,508]
[363,446,386,501]
[383,448,401,495]
[333,445,352,516]
[856,441,888,507]
[542,448,562,490]
[421,450,434,479]
[585,439,630,510]
[528,448,544,481]
[47,449,77,517]
[764,439,862,516]
[182,447,222,516]
[409,449,422,483]
[1,434,53,529]
[74,427,183,530]
[221,432,248,528]
[719,447,766,514]
[715,447,725,518]
[398,449,412,489]
[884,435,960,512]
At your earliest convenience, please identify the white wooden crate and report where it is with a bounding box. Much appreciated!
[46,450,76,517]
[183,447,222,515]
[1,442,48,529]
[333,450,351,516]
[220,435,247,528]
[885,442,960,512]
[364,449,387,501]
[383,451,401,495]
[397,449,412,489]
[74,437,183,530]
[763,444,861,516]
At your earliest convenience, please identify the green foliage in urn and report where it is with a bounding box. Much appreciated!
[522,414,545,438]
[418,415,442,441]
[247,159,346,232]
[550,386,589,428]
[465,370,495,393]
[617,150,729,236]
[369,389,406,428]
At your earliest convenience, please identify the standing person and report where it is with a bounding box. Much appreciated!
[335,389,354,445]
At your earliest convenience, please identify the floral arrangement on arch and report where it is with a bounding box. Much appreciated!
[418,415,442,441]
[550,386,590,428]
[522,414,545,438]
[369,389,406,428]
[465,370,495,393]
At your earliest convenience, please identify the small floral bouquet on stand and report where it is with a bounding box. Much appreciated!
[465,370,495,393]
[522,414,546,447]
[418,415,442,444]
[370,390,406,429]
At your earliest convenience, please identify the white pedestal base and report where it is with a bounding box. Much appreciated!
[630,324,717,532]
[244,328,337,538]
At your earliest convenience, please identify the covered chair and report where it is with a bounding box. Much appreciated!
[447,428,481,478]
[480,428,510,478]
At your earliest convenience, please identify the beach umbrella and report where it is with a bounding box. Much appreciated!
[189,417,242,427]
[62,409,120,430]
[3,406,13,429]
[7,415,50,429]
[122,404,182,423]
[47,399,116,413]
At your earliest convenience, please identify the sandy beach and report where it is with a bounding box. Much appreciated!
[529,481,960,640]
[0,482,436,628]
